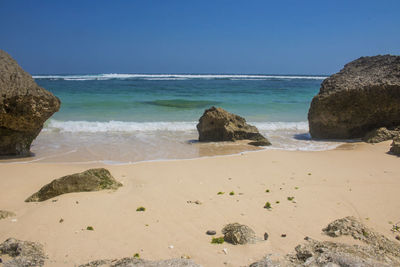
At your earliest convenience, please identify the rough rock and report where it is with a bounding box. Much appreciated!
[390,135,400,155]
[79,257,201,267]
[0,210,15,220]
[0,238,46,267]
[222,223,257,245]
[249,216,400,266]
[362,127,400,143]
[25,168,122,202]
[308,55,400,139]
[0,50,60,156]
[196,107,271,145]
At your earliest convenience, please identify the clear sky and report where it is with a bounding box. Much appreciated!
[1,0,399,75]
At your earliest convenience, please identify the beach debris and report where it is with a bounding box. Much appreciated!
[264,232,269,241]
[217,191,225,195]
[136,207,146,212]
[187,200,202,205]
[222,248,228,255]
[265,189,270,193]
[181,255,191,259]
[25,168,122,202]
[396,235,400,241]
[287,196,295,201]
[308,55,400,139]
[206,230,216,235]
[52,199,58,202]
[264,202,272,209]
[86,226,94,231]
[168,245,174,249]
[275,201,280,204]
[59,218,64,223]
[133,253,140,259]
[211,237,225,244]
[0,210,15,220]
[229,191,235,196]
[196,106,271,145]
[0,50,60,156]
[11,218,17,223]
[0,238,46,266]
[222,223,256,245]
[281,234,287,238]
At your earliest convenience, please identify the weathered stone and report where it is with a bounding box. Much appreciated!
[25,168,122,202]
[0,50,60,156]
[206,230,216,235]
[362,127,400,143]
[0,238,46,267]
[0,210,15,220]
[250,216,400,266]
[79,257,201,267]
[390,135,400,155]
[308,55,400,139]
[196,107,271,145]
[222,223,256,245]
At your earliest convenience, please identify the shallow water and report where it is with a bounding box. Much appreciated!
[14,73,344,163]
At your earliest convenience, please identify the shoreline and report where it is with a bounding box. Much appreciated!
[1,140,399,266]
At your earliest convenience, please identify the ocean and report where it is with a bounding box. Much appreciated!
[28,74,341,164]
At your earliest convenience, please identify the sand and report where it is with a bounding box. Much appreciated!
[0,141,399,266]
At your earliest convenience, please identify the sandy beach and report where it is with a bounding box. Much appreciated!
[1,141,399,266]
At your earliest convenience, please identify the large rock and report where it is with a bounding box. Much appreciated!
[0,238,46,267]
[25,168,122,202]
[249,216,400,267]
[308,55,400,139]
[79,258,201,267]
[362,127,400,143]
[196,107,271,145]
[0,50,60,156]
[222,223,257,245]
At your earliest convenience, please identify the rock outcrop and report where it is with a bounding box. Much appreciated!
[222,223,257,245]
[25,168,122,202]
[0,50,60,156]
[0,238,46,267]
[250,216,400,266]
[390,135,400,155]
[362,127,400,143]
[0,210,15,220]
[308,55,400,139]
[196,107,271,146]
[79,258,201,267]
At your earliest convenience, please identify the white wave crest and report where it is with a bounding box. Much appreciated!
[44,120,197,133]
[44,120,310,133]
[33,73,327,81]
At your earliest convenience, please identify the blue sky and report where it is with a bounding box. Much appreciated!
[1,0,399,75]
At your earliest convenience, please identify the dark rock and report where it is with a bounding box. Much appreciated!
[263,232,269,241]
[281,234,286,238]
[0,50,60,156]
[250,216,400,266]
[222,223,256,245]
[206,230,216,235]
[25,168,122,202]
[308,55,400,139]
[196,107,271,145]
[362,127,400,143]
[248,140,272,147]
[79,257,201,267]
[0,238,46,266]
[390,135,400,155]
[0,210,15,220]
[396,235,400,241]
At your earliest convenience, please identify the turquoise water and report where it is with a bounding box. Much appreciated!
[35,74,323,122]
[26,74,341,164]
